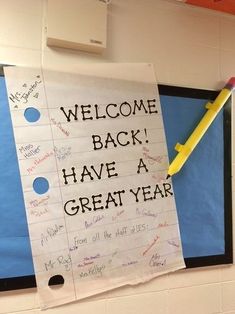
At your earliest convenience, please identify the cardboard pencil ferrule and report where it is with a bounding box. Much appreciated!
[175,143,192,156]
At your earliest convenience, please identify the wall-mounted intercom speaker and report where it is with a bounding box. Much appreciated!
[46,0,107,53]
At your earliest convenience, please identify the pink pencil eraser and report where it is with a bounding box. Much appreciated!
[227,77,235,90]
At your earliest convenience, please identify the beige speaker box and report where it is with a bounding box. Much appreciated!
[46,0,107,53]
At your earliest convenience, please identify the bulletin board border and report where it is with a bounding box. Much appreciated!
[0,83,233,291]
[0,276,36,291]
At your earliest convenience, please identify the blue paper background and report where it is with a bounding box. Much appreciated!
[0,76,224,278]
[0,77,34,278]
[160,95,224,258]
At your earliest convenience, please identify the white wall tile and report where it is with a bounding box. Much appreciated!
[4,299,107,314]
[168,266,221,289]
[0,10,42,50]
[0,288,37,314]
[220,16,235,52]
[155,4,220,49]
[7,311,39,314]
[168,284,221,314]
[222,281,235,312]
[160,43,220,89]
[0,46,41,67]
[107,291,167,314]
[41,47,106,72]
[220,49,235,83]
[43,299,107,314]
[103,0,220,86]
[222,265,235,282]
[0,0,42,15]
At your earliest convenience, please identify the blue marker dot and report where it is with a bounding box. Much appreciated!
[24,107,40,122]
[33,177,49,194]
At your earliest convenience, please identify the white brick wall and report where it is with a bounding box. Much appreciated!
[0,0,235,313]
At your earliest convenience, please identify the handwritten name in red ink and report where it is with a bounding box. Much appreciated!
[27,150,54,174]
[51,117,70,137]
[29,195,49,208]
[158,221,169,228]
[142,235,159,256]
[78,254,101,268]
[152,173,165,182]
[142,146,163,165]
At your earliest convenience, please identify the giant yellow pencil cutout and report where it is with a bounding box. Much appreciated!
[167,77,235,178]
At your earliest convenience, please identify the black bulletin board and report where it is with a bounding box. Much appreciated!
[0,76,232,291]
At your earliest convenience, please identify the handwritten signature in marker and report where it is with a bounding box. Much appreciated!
[40,224,64,246]
[54,146,71,161]
[9,78,42,104]
[149,253,166,267]
[167,240,180,248]
[142,146,163,165]
[142,235,159,256]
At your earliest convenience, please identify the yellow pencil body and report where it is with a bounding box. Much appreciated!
[167,81,234,177]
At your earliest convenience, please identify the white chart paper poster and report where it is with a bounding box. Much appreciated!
[4,64,185,309]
